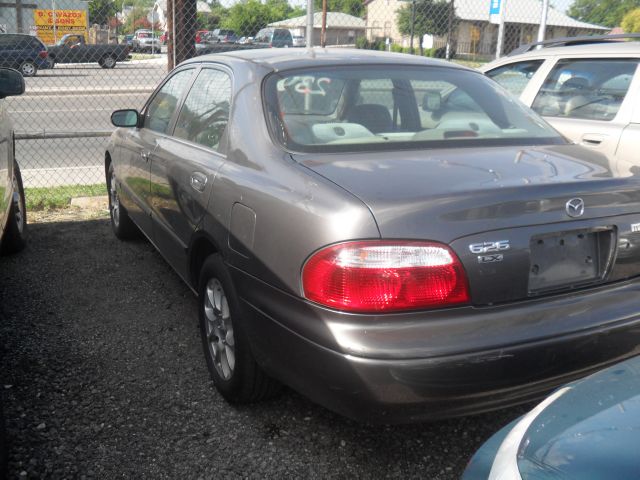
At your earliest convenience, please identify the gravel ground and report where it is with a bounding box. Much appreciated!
[0,215,531,479]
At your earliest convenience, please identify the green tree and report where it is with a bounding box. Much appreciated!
[220,0,303,37]
[313,0,365,18]
[622,7,640,31]
[89,0,118,26]
[396,0,454,54]
[567,0,640,28]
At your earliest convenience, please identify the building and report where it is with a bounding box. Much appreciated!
[0,0,88,42]
[268,12,366,46]
[365,0,608,58]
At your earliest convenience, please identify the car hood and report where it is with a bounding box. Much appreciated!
[293,144,640,241]
[517,355,640,479]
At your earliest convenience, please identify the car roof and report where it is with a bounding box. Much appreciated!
[506,41,640,59]
[183,48,469,72]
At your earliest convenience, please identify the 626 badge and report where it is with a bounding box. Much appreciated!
[468,240,510,254]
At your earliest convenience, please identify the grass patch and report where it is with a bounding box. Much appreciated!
[25,184,106,211]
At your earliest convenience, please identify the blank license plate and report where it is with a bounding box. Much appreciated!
[529,230,609,293]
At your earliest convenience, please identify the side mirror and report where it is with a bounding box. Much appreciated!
[111,109,140,128]
[422,90,442,112]
[0,68,25,99]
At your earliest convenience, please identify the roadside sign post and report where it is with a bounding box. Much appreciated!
[490,0,507,58]
[537,0,549,43]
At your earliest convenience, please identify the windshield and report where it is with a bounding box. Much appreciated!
[263,65,565,153]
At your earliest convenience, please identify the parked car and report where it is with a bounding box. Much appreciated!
[0,68,26,254]
[0,33,49,77]
[236,36,253,45]
[47,34,130,68]
[124,34,134,48]
[480,34,640,173]
[132,30,161,53]
[106,49,640,423]
[210,29,238,43]
[463,354,640,479]
[292,35,305,47]
[195,29,210,44]
[253,27,293,48]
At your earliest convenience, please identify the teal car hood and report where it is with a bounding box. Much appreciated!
[464,355,640,480]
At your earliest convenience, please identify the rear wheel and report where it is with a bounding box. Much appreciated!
[46,56,56,68]
[19,61,36,77]
[1,161,26,255]
[107,163,138,240]
[199,254,280,403]
[100,55,116,69]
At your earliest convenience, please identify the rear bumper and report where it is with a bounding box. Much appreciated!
[231,266,640,423]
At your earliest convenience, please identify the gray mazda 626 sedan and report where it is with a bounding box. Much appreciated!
[106,48,640,423]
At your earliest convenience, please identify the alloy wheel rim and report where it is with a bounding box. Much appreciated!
[22,63,34,76]
[204,278,235,380]
[104,56,115,68]
[110,171,120,227]
[11,174,23,234]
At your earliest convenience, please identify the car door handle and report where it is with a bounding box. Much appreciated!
[581,134,605,146]
[190,172,208,192]
[141,151,150,161]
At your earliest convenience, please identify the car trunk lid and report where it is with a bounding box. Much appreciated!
[293,144,640,304]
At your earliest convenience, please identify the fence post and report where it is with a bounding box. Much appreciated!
[537,0,549,43]
[306,0,314,47]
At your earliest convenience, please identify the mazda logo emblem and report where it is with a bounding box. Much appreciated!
[566,198,585,218]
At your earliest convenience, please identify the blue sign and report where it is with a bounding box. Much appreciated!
[489,0,501,23]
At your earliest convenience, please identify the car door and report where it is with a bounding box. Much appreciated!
[614,71,640,174]
[529,58,640,162]
[149,66,232,279]
[118,67,195,236]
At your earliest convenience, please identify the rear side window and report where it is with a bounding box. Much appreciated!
[144,69,194,134]
[486,60,544,96]
[531,59,639,121]
[174,69,232,152]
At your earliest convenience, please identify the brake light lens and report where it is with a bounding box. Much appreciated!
[302,241,470,313]
[38,51,48,58]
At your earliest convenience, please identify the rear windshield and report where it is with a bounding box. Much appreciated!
[263,65,565,153]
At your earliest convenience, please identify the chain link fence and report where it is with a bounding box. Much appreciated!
[0,0,608,196]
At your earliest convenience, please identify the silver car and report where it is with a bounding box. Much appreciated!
[107,49,640,423]
[480,35,640,174]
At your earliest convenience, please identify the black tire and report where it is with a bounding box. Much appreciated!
[100,55,116,69]
[107,163,138,240]
[1,161,26,255]
[198,254,280,403]
[47,56,56,69]
[19,61,36,77]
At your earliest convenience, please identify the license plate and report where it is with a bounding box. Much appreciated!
[529,230,612,293]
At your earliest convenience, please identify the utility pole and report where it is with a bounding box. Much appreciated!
[171,0,195,68]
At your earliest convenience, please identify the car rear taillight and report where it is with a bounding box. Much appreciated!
[38,51,48,58]
[302,241,470,313]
